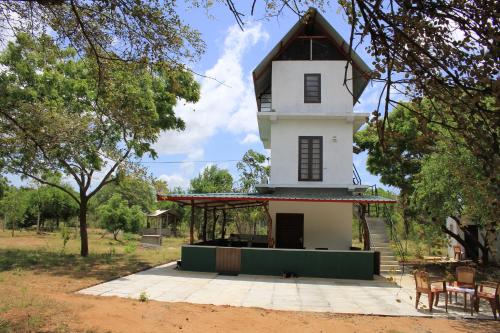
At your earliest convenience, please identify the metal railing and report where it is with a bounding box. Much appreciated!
[258,93,272,112]
[382,204,407,272]
[367,184,379,217]
[352,163,362,185]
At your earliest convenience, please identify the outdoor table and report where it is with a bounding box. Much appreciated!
[447,282,476,315]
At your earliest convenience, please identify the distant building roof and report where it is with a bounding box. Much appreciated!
[146,209,179,217]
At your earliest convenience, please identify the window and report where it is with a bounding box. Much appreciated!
[298,136,323,181]
[304,74,321,103]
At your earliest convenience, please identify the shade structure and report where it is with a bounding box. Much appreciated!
[157,191,396,209]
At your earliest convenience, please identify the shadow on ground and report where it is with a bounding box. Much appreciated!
[0,248,153,282]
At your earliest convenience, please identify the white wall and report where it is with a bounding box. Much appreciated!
[270,118,353,185]
[272,61,352,114]
[446,217,500,263]
[269,201,353,250]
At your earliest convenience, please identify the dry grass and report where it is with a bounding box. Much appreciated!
[0,229,185,332]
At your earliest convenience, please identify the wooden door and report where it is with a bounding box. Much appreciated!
[275,213,304,249]
[216,247,241,273]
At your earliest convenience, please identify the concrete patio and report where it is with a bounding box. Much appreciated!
[79,262,496,319]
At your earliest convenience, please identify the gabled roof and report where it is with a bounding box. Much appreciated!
[252,7,371,105]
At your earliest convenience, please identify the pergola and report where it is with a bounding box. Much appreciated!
[157,192,396,247]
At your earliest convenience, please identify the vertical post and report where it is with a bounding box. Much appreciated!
[212,209,217,240]
[202,204,208,242]
[190,201,195,245]
[221,209,227,239]
[166,212,169,236]
[263,202,273,248]
[158,215,162,237]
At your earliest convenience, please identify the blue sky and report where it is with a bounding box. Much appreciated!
[146,3,389,191]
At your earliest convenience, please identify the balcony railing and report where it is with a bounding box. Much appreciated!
[353,163,362,185]
[258,93,272,112]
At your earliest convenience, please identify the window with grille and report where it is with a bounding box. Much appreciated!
[304,74,321,103]
[298,136,323,181]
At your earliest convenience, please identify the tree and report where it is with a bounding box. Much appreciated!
[236,150,270,193]
[91,174,157,214]
[0,187,30,236]
[235,150,270,235]
[97,193,145,240]
[190,166,233,194]
[355,102,435,232]
[0,0,205,78]
[0,34,200,256]
[412,142,496,263]
[190,165,233,241]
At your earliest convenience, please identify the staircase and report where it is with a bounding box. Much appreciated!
[366,216,402,275]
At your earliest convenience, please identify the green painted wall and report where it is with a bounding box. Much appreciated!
[181,245,374,280]
[241,248,374,280]
[181,245,216,272]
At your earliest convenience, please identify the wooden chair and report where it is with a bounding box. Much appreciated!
[448,266,476,311]
[414,271,447,312]
[473,281,500,319]
[453,245,463,261]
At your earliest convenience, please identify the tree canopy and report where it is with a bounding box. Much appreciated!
[0,33,200,256]
[190,165,233,194]
[0,0,205,77]
[236,150,269,192]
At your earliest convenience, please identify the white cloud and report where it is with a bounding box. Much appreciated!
[240,133,260,145]
[159,174,190,190]
[153,23,268,157]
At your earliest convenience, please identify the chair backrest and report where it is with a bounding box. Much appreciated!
[453,245,462,254]
[414,271,431,291]
[456,266,475,286]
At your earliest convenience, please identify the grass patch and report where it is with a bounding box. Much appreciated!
[0,228,187,331]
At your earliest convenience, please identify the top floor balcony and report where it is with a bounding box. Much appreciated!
[258,93,273,112]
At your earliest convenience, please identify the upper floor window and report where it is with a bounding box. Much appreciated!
[298,136,323,181]
[304,74,321,103]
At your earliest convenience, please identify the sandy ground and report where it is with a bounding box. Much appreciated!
[1,270,499,333]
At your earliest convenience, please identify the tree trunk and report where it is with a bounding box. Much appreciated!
[211,209,217,240]
[221,210,227,239]
[36,210,41,234]
[358,204,370,250]
[79,197,89,257]
[189,202,195,244]
[11,216,14,237]
[202,205,207,242]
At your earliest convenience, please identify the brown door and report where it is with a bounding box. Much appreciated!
[216,247,241,273]
[276,213,304,249]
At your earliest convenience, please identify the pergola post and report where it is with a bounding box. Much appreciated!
[221,209,227,239]
[263,202,273,248]
[202,204,208,241]
[212,209,218,240]
[190,200,195,245]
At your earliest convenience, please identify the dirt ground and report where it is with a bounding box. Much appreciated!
[1,231,499,333]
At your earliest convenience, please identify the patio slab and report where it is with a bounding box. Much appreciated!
[78,262,495,319]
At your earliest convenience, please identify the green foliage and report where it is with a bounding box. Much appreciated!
[138,291,149,302]
[0,1,205,71]
[236,150,270,192]
[91,174,156,213]
[0,33,200,255]
[412,143,493,225]
[97,194,146,239]
[190,165,233,193]
[59,225,71,254]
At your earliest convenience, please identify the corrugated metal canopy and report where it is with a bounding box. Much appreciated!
[157,192,396,209]
[253,7,372,105]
